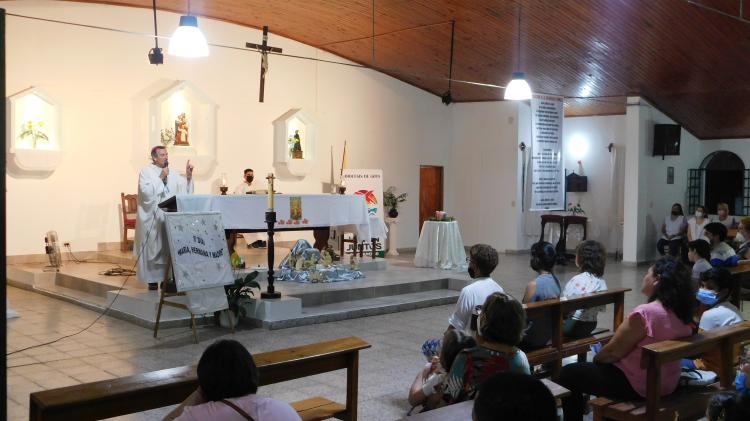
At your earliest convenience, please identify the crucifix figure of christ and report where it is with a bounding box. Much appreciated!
[245,26,283,103]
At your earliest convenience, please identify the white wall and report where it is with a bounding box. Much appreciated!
[4,1,453,255]
[447,102,521,253]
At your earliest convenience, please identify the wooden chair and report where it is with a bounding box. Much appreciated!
[590,321,750,421]
[120,193,137,252]
[29,336,370,421]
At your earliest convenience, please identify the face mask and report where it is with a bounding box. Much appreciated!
[695,211,703,218]
[468,266,477,279]
[696,288,719,306]
[736,372,748,394]
[246,175,254,183]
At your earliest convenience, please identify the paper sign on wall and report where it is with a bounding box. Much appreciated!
[530,94,565,211]
[164,212,234,292]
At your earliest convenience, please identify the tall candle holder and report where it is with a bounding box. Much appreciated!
[262,173,281,299]
[220,173,228,195]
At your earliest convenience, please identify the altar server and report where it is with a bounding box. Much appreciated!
[135,146,194,290]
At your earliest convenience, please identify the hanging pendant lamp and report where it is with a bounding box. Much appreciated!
[504,3,532,100]
[168,0,209,57]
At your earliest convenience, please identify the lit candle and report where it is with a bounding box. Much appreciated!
[267,173,274,210]
[220,173,227,188]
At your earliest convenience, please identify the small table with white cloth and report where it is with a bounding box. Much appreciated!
[414,220,467,269]
[173,194,388,257]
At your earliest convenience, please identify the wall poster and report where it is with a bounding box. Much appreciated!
[530,94,565,211]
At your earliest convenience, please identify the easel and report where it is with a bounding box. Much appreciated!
[152,243,235,344]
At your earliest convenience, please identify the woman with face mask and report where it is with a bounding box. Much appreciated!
[657,203,687,258]
[682,268,743,374]
[687,205,710,242]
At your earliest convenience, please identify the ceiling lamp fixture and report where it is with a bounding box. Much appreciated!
[504,2,532,100]
[168,0,209,57]
[147,0,163,65]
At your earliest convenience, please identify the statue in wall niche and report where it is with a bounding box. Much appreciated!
[290,130,303,159]
[174,113,190,146]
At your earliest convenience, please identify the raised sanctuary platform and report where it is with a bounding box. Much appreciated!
[7,245,467,330]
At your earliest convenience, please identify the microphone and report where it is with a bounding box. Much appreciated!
[163,162,169,185]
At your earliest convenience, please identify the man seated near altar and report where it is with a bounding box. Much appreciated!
[135,146,194,290]
[233,168,266,248]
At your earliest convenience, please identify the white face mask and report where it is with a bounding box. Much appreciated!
[695,211,703,218]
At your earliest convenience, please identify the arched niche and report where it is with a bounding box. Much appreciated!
[273,109,317,178]
[148,81,217,177]
[699,151,745,215]
[6,87,63,174]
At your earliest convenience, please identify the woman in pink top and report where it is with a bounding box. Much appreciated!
[164,339,301,421]
[557,257,694,421]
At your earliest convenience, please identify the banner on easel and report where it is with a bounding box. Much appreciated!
[530,94,565,211]
[342,169,384,219]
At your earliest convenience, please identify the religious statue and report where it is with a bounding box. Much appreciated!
[174,113,190,146]
[290,130,303,159]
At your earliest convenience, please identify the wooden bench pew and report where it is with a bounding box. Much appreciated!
[523,288,630,377]
[590,321,750,421]
[728,261,750,308]
[29,336,371,421]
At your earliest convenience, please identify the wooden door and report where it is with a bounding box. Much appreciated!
[419,166,444,233]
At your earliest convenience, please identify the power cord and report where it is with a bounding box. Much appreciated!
[7,203,161,356]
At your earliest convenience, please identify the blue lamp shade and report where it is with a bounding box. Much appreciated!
[168,15,209,57]
[503,71,532,100]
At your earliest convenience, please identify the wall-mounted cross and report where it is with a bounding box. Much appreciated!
[245,26,283,103]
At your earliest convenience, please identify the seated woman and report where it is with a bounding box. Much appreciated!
[557,257,694,421]
[440,292,530,406]
[704,222,739,267]
[736,217,750,261]
[657,203,687,257]
[562,240,608,338]
[408,329,476,411]
[688,205,710,242]
[164,339,301,421]
[714,202,738,229]
[520,241,561,350]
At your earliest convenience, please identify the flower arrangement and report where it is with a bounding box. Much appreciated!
[567,202,585,215]
[160,128,175,147]
[19,120,49,148]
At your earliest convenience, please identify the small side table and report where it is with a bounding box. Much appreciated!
[385,217,399,256]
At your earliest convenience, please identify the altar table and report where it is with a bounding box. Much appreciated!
[176,194,387,241]
[414,221,466,269]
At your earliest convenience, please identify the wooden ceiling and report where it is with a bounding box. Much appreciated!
[62,0,750,139]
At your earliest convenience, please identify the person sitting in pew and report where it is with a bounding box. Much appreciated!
[682,268,743,374]
[561,240,608,339]
[557,257,694,421]
[688,239,712,290]
[705,391,750,421]
[704,222,740,267]
[472,372,557,421]
[440,292,530,406]
[520,241,561,350]
[736,217,750,261]
[164,339,301,421]
[408,329,476,411]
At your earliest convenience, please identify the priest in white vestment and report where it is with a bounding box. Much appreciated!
[135,146,194,289]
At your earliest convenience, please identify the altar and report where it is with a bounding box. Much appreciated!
[175,194,387,244]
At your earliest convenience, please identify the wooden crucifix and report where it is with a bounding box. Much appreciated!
[246,26,283,103]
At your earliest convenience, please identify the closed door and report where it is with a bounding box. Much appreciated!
[419,166,444,233]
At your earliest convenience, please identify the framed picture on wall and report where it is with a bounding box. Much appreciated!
[667,166,674,184]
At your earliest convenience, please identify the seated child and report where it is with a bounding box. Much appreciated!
[687,239,712,289]
[408,330,476,411]
[562,240,608,338]
[704,222,739,267]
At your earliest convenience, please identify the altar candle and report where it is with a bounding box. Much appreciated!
[267,173,274,210]
[220,173,227,187]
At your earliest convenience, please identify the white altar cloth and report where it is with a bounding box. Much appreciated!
[176,194,387,240]
[414,221,467,269]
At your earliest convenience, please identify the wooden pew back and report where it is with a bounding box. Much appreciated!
[29,336,370,421]
[592,321,750,421]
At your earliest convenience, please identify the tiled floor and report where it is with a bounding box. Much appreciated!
[7,254,661,420]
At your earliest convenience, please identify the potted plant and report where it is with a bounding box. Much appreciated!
[220,271,261,327]
[383,186,407,218]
